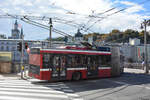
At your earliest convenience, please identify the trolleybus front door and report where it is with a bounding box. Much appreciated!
[52,55,66,80]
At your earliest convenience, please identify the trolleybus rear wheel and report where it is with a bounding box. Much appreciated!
[72,72,81,81]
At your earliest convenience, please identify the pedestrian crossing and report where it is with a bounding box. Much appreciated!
[0,79,83,100]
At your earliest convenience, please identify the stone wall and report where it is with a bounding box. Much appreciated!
[0,62,11,73]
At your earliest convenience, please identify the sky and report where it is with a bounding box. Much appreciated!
[0,0,150,40]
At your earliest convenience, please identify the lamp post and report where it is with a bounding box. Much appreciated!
[49,18,53,48]
[141,19,150,74]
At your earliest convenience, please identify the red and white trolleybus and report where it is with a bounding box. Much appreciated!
[29,47,116,81]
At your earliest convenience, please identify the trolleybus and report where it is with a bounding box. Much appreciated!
[28,47,120,81]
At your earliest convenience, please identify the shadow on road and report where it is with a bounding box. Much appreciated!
[30,72,150,99]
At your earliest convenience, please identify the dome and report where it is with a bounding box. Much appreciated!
[75,29,83,37]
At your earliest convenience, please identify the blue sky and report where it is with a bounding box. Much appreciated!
[0,0,150,40]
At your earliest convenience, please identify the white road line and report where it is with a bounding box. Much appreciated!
[67,93,79,97]
[0,96,55,100]
[0,85,61,90]
[63,89,74,92]
[0,80,30,83]
[72,99,84,100]
[0,91,68,99]
[0,87,64,94]
[145,87,150,90]
[0,83,35,85]
[0,79,83,100]
[112,81,128,85]
[0,82,62,87]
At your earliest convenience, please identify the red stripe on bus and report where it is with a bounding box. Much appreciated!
[98,69,111,77]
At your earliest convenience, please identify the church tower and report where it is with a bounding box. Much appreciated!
[11,20,20,39]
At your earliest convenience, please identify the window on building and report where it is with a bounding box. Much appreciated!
[1,46,4,51]
[6,46,9,51]
[12,47,15,51]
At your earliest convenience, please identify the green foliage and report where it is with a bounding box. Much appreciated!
[45,29,149,43]
[46,37,65,41]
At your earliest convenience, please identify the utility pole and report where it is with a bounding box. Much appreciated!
[21,35,24,79]
[49,18,53,48]
[141,19,150,74]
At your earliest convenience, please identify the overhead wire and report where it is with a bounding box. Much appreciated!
[6,13,72,37]
[1,0,150,35]
[84,0,150,32]
[23,16,72,37]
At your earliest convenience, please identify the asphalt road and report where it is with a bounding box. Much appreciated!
[0,69,150,100]
[62,72,150,100]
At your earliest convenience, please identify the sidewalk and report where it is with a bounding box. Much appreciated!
[124,68,150,74]
[0,73,21,80]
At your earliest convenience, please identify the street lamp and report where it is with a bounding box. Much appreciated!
[141,19,150,74]
[49,18,53,48]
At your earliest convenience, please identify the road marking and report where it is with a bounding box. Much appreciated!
[72,99,84,100]
[0,84,61,90]
[0,79,83,100]
[63,89,74,92]
[0,91,68,99]
[0,87,64,94]
[145,86,150,90]
[67,93,79,97]
[0,96,55,100]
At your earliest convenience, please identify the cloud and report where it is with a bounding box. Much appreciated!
[120,1,145,13]
[53,0,113,15]
[10,0,33,6]
[0,0,150,40]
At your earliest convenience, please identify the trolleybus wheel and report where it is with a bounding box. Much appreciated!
[72,72,81,81]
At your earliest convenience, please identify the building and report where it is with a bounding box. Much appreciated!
[8,20,23,39]
[74,29,83,43]
[0,34,7,39]
[129,38,140,45]
[88,36,93,45]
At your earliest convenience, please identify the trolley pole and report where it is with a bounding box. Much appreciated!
[49,18,53,48]
[21,35,24,79]
[141,19,150,74]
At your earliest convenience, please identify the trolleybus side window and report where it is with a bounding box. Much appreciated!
[60,55,66,67]
[82,55,87,67]
[66,54,83,68]
[71,55,76,67]
[53,54,67,68]
[87,56,99,68]
[76,55,82,67]
[66,55,72,67]
[53,55,60,67]
[43,54,50,68]
[43,53,53,68]
[99,55,111,67]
